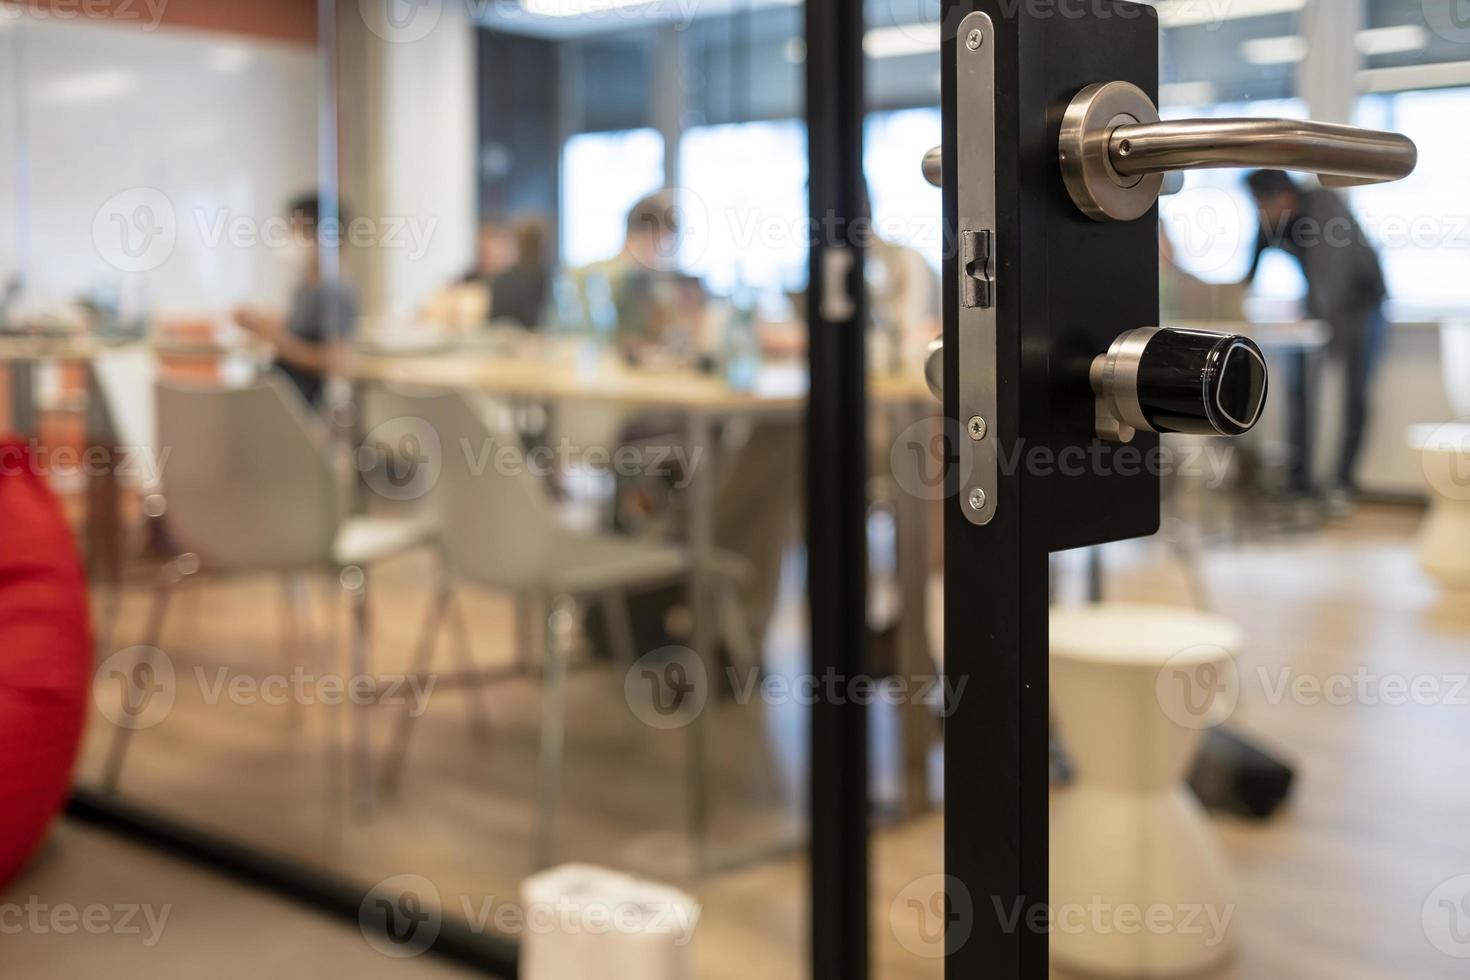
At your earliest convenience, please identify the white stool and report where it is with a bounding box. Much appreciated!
[520,864,699,980]
[1409,423,1470,587]
[1050,603,1241,978]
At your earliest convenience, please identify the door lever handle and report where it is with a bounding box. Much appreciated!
[1060,81,1418,221]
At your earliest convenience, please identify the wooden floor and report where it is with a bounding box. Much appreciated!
[43,502,1470,978]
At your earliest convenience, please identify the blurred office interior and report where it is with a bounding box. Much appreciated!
[3,0,1470,977]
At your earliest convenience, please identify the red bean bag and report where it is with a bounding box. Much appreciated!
[0,439,91,885]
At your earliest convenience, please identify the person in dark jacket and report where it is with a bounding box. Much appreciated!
[490,217,552,328]
[1245,170,1389,499]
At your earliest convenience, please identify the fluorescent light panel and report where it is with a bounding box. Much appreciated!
[1239,33,1308,65]
[520,0,654,17]
[37,70,137,104]
[863,23,939,59]
[1155,0,1306,30]
[1159,80,1219,106]
[1356,24,1429,56]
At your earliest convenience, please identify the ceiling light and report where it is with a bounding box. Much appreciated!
[1155,0,1306,30]
[1240,34,1308,65]
[520,0,654,17]
[863,23,939,59]
[37,70,137,104]
[208,46,252,73]
[1159,81,1219,106]
[1356,24,1429,56]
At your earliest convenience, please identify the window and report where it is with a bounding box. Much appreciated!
[677,118,808,296]
[1354,87,1470,314]
[559,128,663,269]
[864,107,943,273]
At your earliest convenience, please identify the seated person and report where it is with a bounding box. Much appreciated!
[490,217,553,328]
[235,193,358,408]
[577,192,707,362]
[420,221,513,334]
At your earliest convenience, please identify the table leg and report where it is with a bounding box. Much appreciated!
[8,358,37,437]
[891,403,935,817]
[84,367,123,587]
[685,411,715,872]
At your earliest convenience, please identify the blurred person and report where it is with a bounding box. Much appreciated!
[1244,170,1388,501]
[573,194,797,657]
[579,192,706,360]
[235,193,358,408]
[490,216,553,328]
[421,221,515,333]
[868,235,940,376]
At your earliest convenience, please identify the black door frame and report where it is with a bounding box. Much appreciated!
[940,2,1161,976]
[804,0,871,976]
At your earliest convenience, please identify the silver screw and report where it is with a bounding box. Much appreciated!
[967,415,988,441]
[966,28,983,50]
[968,488,988,512]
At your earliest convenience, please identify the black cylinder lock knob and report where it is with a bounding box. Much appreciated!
[1091,327,1269,442]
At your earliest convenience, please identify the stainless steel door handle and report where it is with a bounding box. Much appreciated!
[1060,81,1419,221]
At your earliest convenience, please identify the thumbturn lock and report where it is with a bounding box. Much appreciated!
[1091,327,1268,443]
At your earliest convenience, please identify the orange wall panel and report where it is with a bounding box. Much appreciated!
[3,0,318,44]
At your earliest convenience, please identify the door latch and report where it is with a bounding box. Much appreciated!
[961,229,994,310]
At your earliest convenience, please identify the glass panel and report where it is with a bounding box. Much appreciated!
[862,3,945,979]
[7,2,815,977]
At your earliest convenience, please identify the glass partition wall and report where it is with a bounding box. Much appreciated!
[8,0,877,976]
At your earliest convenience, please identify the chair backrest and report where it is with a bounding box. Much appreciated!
[88,346,159,489]
[1442,320,1470,419]
[156,375,342,571]
[391,388,560,591]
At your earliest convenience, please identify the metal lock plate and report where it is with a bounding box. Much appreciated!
[956,9,997,527]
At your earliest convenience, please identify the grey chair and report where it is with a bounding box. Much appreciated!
[373,388,759,868]
[100,374,440,817]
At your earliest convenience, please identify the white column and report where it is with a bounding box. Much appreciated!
[340,0,478,321]
[1297,0,1364,124]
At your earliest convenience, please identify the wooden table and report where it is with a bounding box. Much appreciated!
[351,346,941,829]
[6,332,942,844]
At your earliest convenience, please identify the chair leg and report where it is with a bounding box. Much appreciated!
[96,508,166,656]
[601,591,639,664]
[280,574,307,729]
[379,576,453,796]
[535,594,575,871]
[514,593,538,674]
[446,589,492,743]
[715,578,784,807]
[99,554,194,793]
[341,565,375,819]
[717,579,761,677]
